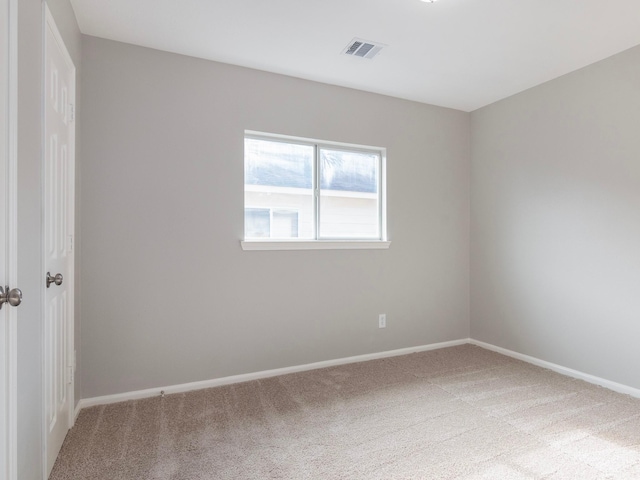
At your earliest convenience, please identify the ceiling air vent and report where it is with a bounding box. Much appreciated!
[342,38,385,60]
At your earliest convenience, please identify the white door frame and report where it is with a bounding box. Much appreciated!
[1,0,18,478]
[42,4,76,476]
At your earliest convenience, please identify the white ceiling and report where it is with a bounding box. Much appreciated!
[69,0,640,112]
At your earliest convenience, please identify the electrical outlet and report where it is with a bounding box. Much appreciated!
[379,314,386,328]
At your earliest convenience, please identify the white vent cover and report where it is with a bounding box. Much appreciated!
[342,38,385,60]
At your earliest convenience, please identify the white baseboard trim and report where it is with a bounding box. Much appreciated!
[469,339,640,399]
[76,337,640,415]
[73,401,82,423]
[77,338,470,411]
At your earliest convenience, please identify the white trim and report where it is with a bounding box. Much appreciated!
[469,339,640,399]
[75,337,640,416]
[380,149,387,241]
[245,130,386,153]
[41,6,47,478]
[1,0,18,477]
[241,240,391,251]
[73,401,82,423]
[1,0,7,473]
[78,339,468,409]
[7,0,17,471]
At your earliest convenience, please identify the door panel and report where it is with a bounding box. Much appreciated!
[44,8,75,476]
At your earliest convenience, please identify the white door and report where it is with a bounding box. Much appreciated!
[1,0,18,478]
[0,0,7,473]
[44,6,75,476]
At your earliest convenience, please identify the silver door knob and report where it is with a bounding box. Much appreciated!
[46,272,63,288]
[0,286,22,309]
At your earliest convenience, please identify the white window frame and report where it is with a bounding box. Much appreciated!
[241,131,390,251]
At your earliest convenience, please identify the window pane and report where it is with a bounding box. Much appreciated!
[319,148,380,239]
[244,138,314,239]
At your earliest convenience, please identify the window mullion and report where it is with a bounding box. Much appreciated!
[377,153,382,240]
[314,144,320,240]
[269,208,274,239]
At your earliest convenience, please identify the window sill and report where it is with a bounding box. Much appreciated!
[240,240,391,251]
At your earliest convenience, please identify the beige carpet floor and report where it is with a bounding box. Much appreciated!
[50,345,640,479]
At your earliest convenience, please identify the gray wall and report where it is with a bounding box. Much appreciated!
[16,0,81,478]
[471,44,640,389]
[80,36,470,398]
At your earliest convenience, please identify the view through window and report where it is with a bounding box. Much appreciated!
[244,133,385,241]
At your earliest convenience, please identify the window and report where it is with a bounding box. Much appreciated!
[243,132,389,250]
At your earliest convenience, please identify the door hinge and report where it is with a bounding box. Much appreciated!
[67,365,74,385]
[68,234,74,252]
[69,103,75,123]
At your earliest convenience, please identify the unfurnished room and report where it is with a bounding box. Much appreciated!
[2,0,640,479]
